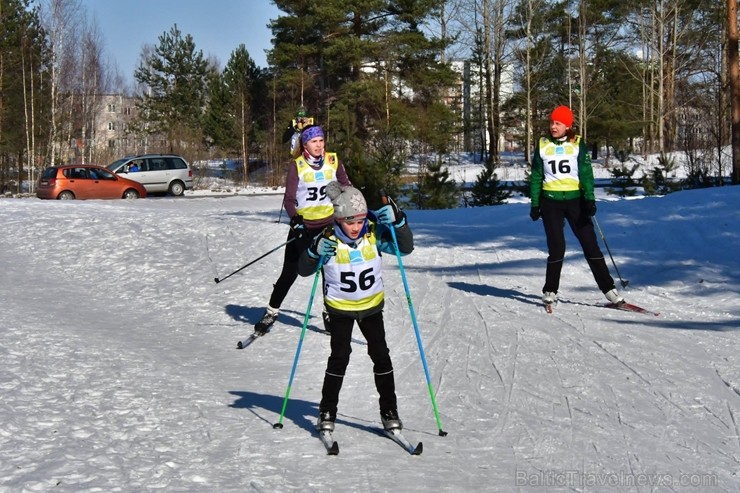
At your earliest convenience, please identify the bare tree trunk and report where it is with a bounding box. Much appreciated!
[22,47,32,192]
[30,47,38,189]
[44,0,82,166]
[19,22,40,193]
[639,9,652,157]
[241,94,249,187]
[48,0,62,165]
[80,19,105,165]
[478,55,485,162]
[657,1,666,154]
[482,0,495,165]
[577,0,588,141]
[0,1,5,190]
[271,75,277,187]
[728,0,740,183]
[524,0,534,164]
[384,64,390,130]
[665,6,680,151]
[490,0,507,164]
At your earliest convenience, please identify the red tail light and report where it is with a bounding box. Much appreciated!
[189,170,193,177]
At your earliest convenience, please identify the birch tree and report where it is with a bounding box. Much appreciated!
[40,0,81,165]
[728,0,740,183]
[1,0,49,192]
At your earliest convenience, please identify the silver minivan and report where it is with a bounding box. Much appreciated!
[106,154,193,196]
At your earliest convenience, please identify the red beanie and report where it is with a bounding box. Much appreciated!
[551,106,573,127]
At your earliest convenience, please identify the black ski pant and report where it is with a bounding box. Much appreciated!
[319,310,397,415]
[539,196,615,294]
[268,226,322,309]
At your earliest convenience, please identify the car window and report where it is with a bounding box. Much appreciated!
[148,158,167,171]
[89,168,116,180]
[106,158,129,172]
[41,167,58,179]
[165,157,188,170]
[64,167,88,179]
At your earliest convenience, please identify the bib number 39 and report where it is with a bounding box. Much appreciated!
[306,185,327,201]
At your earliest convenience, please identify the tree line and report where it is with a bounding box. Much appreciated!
[1,0,739,205]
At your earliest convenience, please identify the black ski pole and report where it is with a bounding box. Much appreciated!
[214,237,296,284]
[275,202,285,223]
[592,216,629,288]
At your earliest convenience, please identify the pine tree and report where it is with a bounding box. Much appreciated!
[607,163,639,197]
[0,0,50,192]
[205,44,265,184]
[413,158,459,209]
[347,128,407,210]
[470,162,511,206]
[204,71,238,152]
[133,24,209,153]
[269,0,455,165]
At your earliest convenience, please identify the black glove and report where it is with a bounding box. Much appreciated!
[290,214,304,230]
[585,200,597,216]
[530,207,541,221]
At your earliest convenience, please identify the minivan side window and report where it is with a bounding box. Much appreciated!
[134,160,149,172]
[148,159,167,171]
[165,157,187,170]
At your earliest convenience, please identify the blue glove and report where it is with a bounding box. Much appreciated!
[309,235,337,259]
[375,204,396,225]
[375,198,405,227]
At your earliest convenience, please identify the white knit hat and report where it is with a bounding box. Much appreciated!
[326,182,367,220]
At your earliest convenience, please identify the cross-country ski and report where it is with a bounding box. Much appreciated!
[605,301,660,316]
[236,332,262,349]
[318,431,339,455]
[383,429,423,455]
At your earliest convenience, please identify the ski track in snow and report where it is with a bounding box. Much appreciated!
[1,189,739,492]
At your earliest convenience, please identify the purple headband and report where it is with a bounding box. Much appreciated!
[301,126,324,145]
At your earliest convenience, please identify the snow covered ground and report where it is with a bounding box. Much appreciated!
[1,184,739,492]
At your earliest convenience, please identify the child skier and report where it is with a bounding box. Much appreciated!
[297,182,413,433]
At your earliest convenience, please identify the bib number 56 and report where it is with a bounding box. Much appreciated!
[340,268,375,292]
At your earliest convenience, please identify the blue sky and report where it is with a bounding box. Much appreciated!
[81,0,282,83]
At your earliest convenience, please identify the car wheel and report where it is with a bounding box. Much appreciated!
[58,191,75,200]
[168,181,185,196]
[123,189,140,199]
